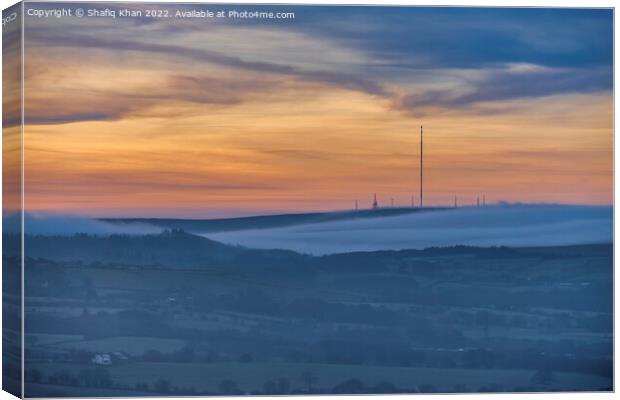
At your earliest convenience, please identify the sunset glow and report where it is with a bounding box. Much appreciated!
[21,5,613,217]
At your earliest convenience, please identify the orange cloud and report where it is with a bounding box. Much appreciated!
[20,19,612,218]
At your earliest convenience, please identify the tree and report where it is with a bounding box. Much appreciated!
[418,383,437,393]
[50,370,72,386]
[452,383,469,393]
[135,383,149,391]
[95,368,112,387]
[333,378,365,394]
[277,377,290,394]
[372,381,398,393]
[78,369,112,388]
[300,371,318,392]
[154,378,171,393]
[263,380,278,394]
[218,379,240,395]
[26,368,43,383]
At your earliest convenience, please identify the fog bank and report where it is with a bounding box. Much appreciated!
[208,205,613,255]
[3,214,163,236]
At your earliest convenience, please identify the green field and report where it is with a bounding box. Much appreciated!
[30,362,612,393]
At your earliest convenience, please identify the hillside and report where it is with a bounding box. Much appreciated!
[10,230,239,268]
[11,231,612,396]
[102,207,449,233]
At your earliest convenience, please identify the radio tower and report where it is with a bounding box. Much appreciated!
[420,125,423,209]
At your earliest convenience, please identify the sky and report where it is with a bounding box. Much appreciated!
[3,2,22,217]
[20,3,613,218]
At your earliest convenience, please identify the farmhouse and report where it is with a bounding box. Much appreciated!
[91,353,112,365]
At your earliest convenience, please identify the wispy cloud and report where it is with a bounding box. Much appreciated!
[396,65,612,116]
[22,6,613,125]
[24,68,291,124]
[292,7,613,69]
[18,6,613,216]
[26,30,391,99]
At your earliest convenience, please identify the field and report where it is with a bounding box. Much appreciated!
[9,232,612,396]
[34,336,187,357]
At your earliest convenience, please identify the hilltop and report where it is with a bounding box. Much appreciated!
[102,207,449,234]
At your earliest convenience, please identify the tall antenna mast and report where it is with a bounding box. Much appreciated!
[420,125,423,209]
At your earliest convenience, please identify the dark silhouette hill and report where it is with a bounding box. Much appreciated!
[7,230,611,278]
[102,207,449,233]
[10,230,239,268]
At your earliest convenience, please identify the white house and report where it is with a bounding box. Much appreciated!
[91,353,112,365]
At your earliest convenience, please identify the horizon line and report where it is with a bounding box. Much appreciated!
[4,201,613,222]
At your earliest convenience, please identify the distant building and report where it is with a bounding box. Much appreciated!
[91,353,112,365]
[372,193,378,209]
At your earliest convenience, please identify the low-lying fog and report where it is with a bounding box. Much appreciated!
[5,205,612,256]
[3,214,163,236]
[207,205,613,255]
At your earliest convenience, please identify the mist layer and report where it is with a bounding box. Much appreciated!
[207,205,613,255]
